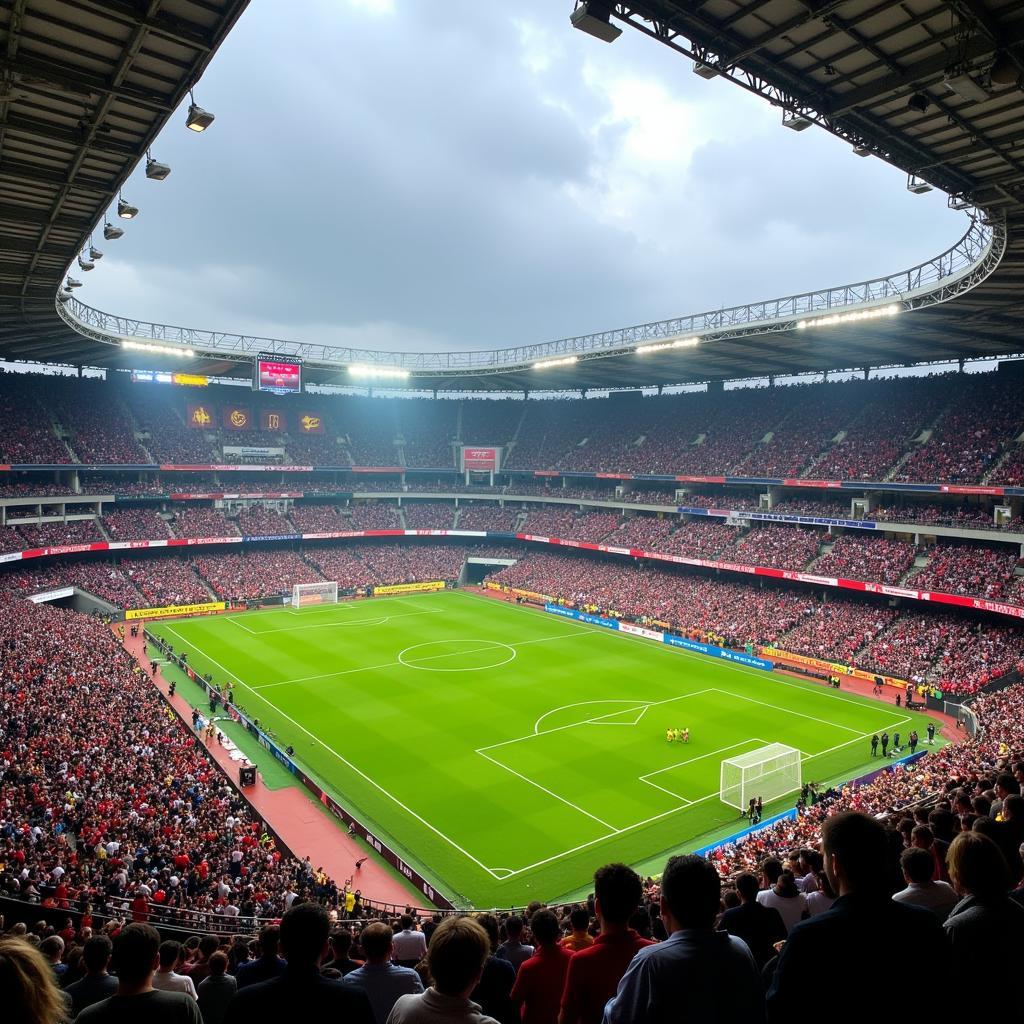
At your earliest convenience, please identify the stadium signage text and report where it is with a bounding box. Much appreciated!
[126,601,226,620]
[373,580,445,596]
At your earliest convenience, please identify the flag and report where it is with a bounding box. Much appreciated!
[187,404,213,429]
[298,413,324,434]
[261,410,285,432]
[223,407,251,430]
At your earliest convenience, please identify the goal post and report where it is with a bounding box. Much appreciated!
[720,743,801,812]
[291,581,338,607]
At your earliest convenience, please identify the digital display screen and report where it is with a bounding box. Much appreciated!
[254,353,302,395]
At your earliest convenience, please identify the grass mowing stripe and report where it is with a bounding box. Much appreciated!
[153,591,945,908]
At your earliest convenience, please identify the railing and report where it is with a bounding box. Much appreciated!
[55,216,1003,376]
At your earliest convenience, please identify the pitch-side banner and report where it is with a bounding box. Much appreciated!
[372,580,445,596]
[126,600,225,620]
[759,646,907,688]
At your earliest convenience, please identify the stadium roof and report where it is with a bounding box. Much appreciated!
[3,0,1024,392]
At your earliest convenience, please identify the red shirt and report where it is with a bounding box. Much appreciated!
[130,895,149,923]
[511,944,574,1024]
[559,929,655,1024]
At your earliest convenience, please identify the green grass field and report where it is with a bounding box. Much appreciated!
[152,589,942,908]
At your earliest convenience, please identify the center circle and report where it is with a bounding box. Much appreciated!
[397,639,517,672]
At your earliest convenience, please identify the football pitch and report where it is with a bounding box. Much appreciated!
[151,589,942,908]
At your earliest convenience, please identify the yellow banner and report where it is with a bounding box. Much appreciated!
[760,646,906,688]
[126,601,225,620]
[484,582,553,603]
[373,580,445,596]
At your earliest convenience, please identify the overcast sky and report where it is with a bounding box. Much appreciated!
[81,0,965,355]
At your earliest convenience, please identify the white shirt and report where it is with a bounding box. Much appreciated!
[805,890,835,916]
[152,970,198,999]
[392,928,428,962]
[892,880,959,920]
[756,888,809,934]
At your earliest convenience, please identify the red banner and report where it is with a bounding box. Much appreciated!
[261,410,285,432]
[297,412,324,434]
[187,404,214,429]
[463,446,497,470]
[223,407,252,430]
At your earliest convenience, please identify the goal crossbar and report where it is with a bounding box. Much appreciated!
[720,743,801,811]
[292,581,338,607]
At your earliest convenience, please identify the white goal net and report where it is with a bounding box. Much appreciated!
[292,581,338,607]
[720,743,801,812]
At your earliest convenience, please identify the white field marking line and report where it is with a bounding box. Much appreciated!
[226,617,257,635]
[533,699,657,735]
[456,590,912,724]
[252,630,599,691]
[475,748,619,832]
[639,738,765,808]
[282,594,444,617]
[159,624,504,881]
[481,690,713,754]
[708,688,866,736]
[242,609,444,635]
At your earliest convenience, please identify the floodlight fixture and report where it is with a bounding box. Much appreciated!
[145,149,171,180]
[782,110,812,131]
[943,66,989,103]
[66,277,82,289]
[906,173,932,194]
[88,243,103,260]
[121,340,196,358]
[117,195,139,219]
[852,143,872,157]
[636,338,700,355]
[948,194,972,211]
[533,356,578,370]
[348,364,411,380]
[185,91,215,132]
[907,92,930,113]
[796,304,901,330]
[692,60,718,80]
[103,221,124,240]
[77,253,95,271]
[570,2,621,43]
[57,289,72,303]
[990,53,1020,87]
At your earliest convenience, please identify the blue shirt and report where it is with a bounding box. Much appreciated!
[602,929,764,1024]
[344,962,424,1024]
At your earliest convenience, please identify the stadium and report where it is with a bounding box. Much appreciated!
[2,0,1023,1020]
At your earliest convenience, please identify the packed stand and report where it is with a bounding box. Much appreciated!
[718,525,821,571]
[285,433,345,465]
[169,507,242,539]
[871,502,1004,529]
[287,503,349,533]
[120,558,213,606]
[347,503,401,530]
[812,535,917,584]
[79,476,169,497]
[236,507,297,538]
[778,599,898,665]
[3,561,144,608]
[456,504,521,532]
[0,375,74,464]
[194,551,324,601]
[518,507,619,543]
[102,508,172,542]
[909,544,1019,599]
[402,503,457,529]
[15,519,106,548]
[50,380,149,465]
[126,393,215,464]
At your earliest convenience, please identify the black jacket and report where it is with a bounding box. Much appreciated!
[223,966,374,1024]
[719,902,787,969]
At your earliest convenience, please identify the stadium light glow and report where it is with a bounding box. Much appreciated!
[122,340,196,358]
[117,195,139,219]
[533,356,579,370]
[348,364,411,380]
[635,338,700,355]
[796,304,901,330]
[185,91,215,132]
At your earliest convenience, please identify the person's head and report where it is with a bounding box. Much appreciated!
[113,923,161,988]
[504,916,524,940]
[39,935,63,964]
[760,857,783,887]
[258,925,280,958]
[208,951,228,977]
[775,871,799,898]
[198,934,219,961]
[821,811,888,895]
[995,773,1020,799]
[280,903,331,967]
[735,872,760,903]
[660,855,721,931]
[358,922,394,964]
[474,913,500,951]
[528,909,559,948]
[900,846,936,885]
[329,930,353,958]
[399,914,414,931]
[82,935,113,975]
[158,940,182,970]
[0,937,67,1024]
[593,863,642,928]
[569,907,590,933]
[947,831,1011,897]
[1002,794,1023,822]
[426,917,490,999]
[910,824,934,850]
